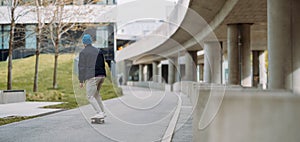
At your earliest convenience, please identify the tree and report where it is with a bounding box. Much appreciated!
[48,0,75,89]
[41,0,98,89]
[5,0,33,90]
[33,0,46,92]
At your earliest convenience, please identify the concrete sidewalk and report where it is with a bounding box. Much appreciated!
[0,102,63,118]
[0,86,182,142]
[172,92,193,142]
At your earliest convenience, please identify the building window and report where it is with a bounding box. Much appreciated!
[0,25,10,49]
[25,25,37,49]
[14,24,26,49]
[95,26,108,48]
[0,0,11,6]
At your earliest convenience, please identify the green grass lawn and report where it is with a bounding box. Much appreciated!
[0,54,122,110]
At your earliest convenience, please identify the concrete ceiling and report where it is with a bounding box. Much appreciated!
[116,0,268,64]
[214,0,267,41]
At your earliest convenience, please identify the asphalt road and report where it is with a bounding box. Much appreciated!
[0,86,179,142]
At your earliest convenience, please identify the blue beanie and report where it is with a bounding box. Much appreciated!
[82,34,92,45]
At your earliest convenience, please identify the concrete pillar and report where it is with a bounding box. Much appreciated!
[252,51,267,88]
[227,24,252,86]
[117,60,132,85]
[268,0,300,94]
[143,65,149,81]
[174,58,181,82]
[240,24,252,87]
[152,62,158,82]
[259,51,267,89]
[252,51,260,87]
[203,42,222,83]
[199,63,204,81]
[227,24,240,85]
[292,0,300,94]
[222,52,228,84]
[184,51,197,81]
[168,58,175,84]
[148,64,153,81]
[158,62,163,83]
[139,64,143,82]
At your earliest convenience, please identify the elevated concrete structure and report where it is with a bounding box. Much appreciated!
[116,0,269,87]
[0,0,299,141]
[192,84,300,142]
[203,41,221,83]
[227,23,252,87]
[115,0,300,141]
[268,0,300,94]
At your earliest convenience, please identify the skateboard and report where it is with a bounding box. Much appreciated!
[91,117,105,124]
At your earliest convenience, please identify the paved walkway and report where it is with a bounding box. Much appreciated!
[0,86,191,142]
[172,93,193,142]
[0,102,63,118]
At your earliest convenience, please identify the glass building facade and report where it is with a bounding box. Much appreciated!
[0,25,10,49]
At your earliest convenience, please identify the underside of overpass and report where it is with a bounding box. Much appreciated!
[115,0,300,141]
[116,0,299,94]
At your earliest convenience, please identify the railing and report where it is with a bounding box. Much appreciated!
[127,81,166,90]
[177,81,300,142]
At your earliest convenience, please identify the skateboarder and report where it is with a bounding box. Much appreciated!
[78,34,106,121]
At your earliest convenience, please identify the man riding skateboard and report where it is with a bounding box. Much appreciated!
[78,34,106,123]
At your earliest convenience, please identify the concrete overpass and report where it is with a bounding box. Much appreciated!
[115,0,300,141]
[116,0,299,94]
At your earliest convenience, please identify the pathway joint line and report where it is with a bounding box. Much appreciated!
[161,93,182,142]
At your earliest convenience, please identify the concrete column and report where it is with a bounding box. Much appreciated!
[148,64,153,81]
[123,60,129,85]
[222,52,228,84]
[184,51,197,81]
[292,0,300,94]
[139,64,143,82]
[268,0,300,94]
[227,24,240,85]
[152,62,158,82]
[196,64,199,82]
[240,24,252,87]
[252,51,260,87]
[158,62,163,83]
[252,50,267,88]
[199,63,204,81]
[168,58,175,84]
[116,60,132,85]
[259,51,267,89]
[143,65,149,81]
[174,58,181,82]
[203,42,222,83]
[227,24,252,86]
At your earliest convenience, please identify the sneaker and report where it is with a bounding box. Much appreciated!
[100,112,107,118]
[92,113,104,119]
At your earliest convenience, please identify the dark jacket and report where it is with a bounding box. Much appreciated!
[78,44,106,83]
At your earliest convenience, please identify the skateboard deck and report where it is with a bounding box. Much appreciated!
[91,117,104,124]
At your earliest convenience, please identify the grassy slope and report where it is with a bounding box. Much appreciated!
[0,54,121,109]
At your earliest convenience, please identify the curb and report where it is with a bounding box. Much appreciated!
[161,92,182,142]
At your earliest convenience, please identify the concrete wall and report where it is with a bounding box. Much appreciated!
[127,81,165,90]
[174,81,198,106]
[191,86,300,142]
[0,90,26,104]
